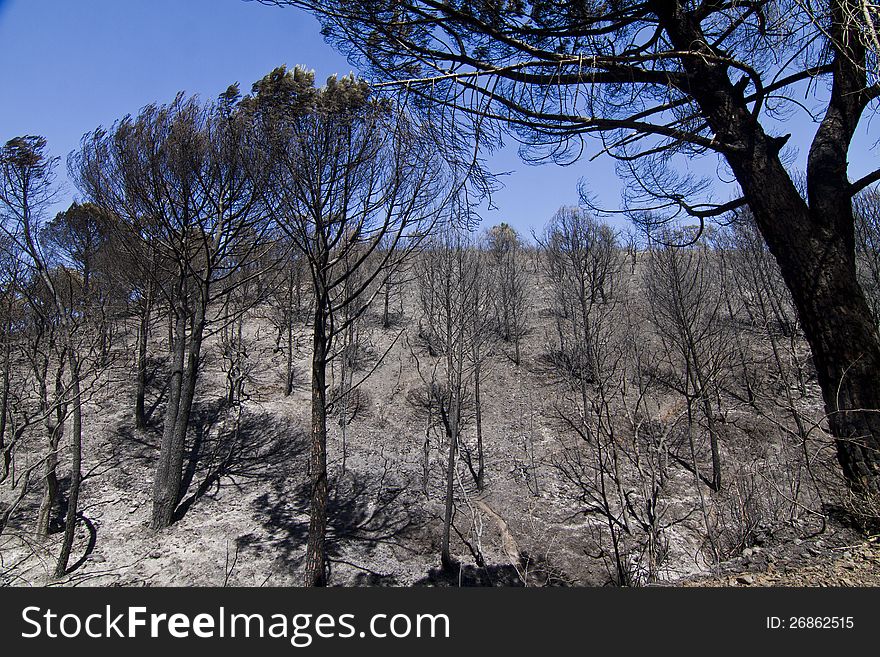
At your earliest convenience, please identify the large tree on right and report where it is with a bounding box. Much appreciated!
[260,0,880,499]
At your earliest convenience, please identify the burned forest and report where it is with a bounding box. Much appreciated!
[3,0,880,589]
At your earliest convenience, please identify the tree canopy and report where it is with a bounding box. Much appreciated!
[260,0,879,220]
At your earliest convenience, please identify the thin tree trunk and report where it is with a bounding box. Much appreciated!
[55,349,82,577]
[440,406,458,571]
[303,297,330,587]
[0,336,9,461]
[285,321,294,396]
[422,408,431,498]
[474,359,484,491]
[135,282,153,430]
[441,332,463,571]
[691,360,722,492]
[37,360,65,537]
[36,430,60,537]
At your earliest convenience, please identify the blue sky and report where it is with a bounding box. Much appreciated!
[1,0,877,236]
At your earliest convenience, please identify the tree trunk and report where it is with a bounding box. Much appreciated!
[0,336,9,462]
[135,283,153,430]
[723,135,880,498]
[474,359,484,491]
[656,0,880,496]
[37,362,65,537]
[440,407,457,572]
[441,339,462,571]
[99,308,109,367]
[303,298,330,587]
[779,241,880,496]
[36,428,60,538]
[690,356,721,492]
[152,302,206,529]
[285,310,294,396]
[55,349,82,577]
[422,408,431,498]
[151,309,186,529]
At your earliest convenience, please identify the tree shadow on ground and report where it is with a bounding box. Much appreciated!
[142,355,170,425]
[61,512,97,575]
[173,405,307,523]
[414,562,525,586]
[109,425,160,471]
[105,354,170,469]
[414,551,571,587]
[246,464,423,579]
[3,471,72,535]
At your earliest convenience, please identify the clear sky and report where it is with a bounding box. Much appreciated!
[1,0,877,237]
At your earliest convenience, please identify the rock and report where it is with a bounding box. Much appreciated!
[742,548,753,559]
[91,554,106,563]
[148,550,162,559]
[736,575,754,586]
